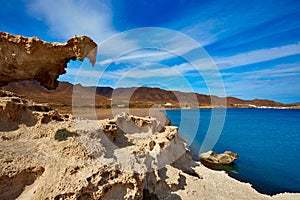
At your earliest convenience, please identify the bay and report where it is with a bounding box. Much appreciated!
[165,108,300,195]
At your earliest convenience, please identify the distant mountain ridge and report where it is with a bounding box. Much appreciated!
[1,81,290,109]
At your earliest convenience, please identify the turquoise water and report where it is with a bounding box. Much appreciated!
[165,108,300,195]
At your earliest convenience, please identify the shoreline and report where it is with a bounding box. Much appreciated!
[90,108,300,196]
[53,106,300,116]
[14,105,300,198]
[1,104,300,199]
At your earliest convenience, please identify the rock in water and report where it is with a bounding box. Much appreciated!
[200,150,238,165]
[0,32,97,89]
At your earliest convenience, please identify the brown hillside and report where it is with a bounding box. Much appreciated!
[2,81,111,110]
[2,81,288,111]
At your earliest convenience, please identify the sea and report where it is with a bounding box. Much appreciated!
[165,108,300,195]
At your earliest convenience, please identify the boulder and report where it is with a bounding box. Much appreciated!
[200,150,238,165]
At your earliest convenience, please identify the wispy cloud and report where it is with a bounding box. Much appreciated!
[222,63,300,102]
[101,63,190,79]
[26,0,139,56]
[222,63,300,79]
[215,42,300,69]
[96,49,174,66]
[96,28,204,67]
[177,1,300,49]
[27,0,114,40]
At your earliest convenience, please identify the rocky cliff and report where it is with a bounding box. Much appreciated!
[0,32,97,89]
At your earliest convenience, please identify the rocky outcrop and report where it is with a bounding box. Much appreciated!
[0,166,45,200]
[0,32,97,89]
[0,95,298,199]
[0,101,195,199]
[0,90,69,131]
[200,150,238,165]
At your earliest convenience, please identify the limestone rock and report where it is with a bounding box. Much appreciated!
[100,119,118,141]
[200,150,238,165]
[0,32,97,89]
[0,95,296,199]
[0,90,69,131]
[113,112,165,135]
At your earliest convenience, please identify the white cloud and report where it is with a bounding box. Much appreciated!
[102,64,184,79]
[27,0,113,40]
[223,63,300,79]
[215,42,300,69]
[221,63,300,101]
[96,28,208,67]
[103,28,201,58]
[27,0,139,56]
[97,49,176,66]
[98,58,216,80]
[98,32,140,57]
[97,58,114,66]
[180,19,223,46]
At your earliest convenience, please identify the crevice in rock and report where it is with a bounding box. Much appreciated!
[142,189,159,200]
[0,166,45,200]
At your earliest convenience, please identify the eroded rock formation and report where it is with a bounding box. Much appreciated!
[0,90,69,131]
[0,96,297,199]
[0,98,197,199]
[200,150,238,165]
[0,32,97,89]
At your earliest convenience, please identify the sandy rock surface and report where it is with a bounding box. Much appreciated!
[200,150,238,165]
[1,93,299,199]
[0,32,97,89]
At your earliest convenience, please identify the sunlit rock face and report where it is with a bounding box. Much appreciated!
[0,32,97,89]
[200,150,238,165]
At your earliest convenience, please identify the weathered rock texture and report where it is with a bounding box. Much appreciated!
[0,96,299,199]
[0,90,69,131]
[0,32,97,89]
[200,150,238,165]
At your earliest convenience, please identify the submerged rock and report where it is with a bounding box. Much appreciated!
[200,150,238,165]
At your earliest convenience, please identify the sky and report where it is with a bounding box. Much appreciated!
[1,0,300,103]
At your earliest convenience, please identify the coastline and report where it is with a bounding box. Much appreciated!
[93,107,300,197]
[66,107,300,121]
[1,100,300,199]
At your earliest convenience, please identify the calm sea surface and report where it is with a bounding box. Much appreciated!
[165,108,300,195]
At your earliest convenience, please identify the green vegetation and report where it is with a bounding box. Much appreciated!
[54,128,79,141]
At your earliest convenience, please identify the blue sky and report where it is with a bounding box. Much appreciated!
[1,0,300,103]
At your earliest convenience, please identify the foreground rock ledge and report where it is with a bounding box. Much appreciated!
[0,32,97,89]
